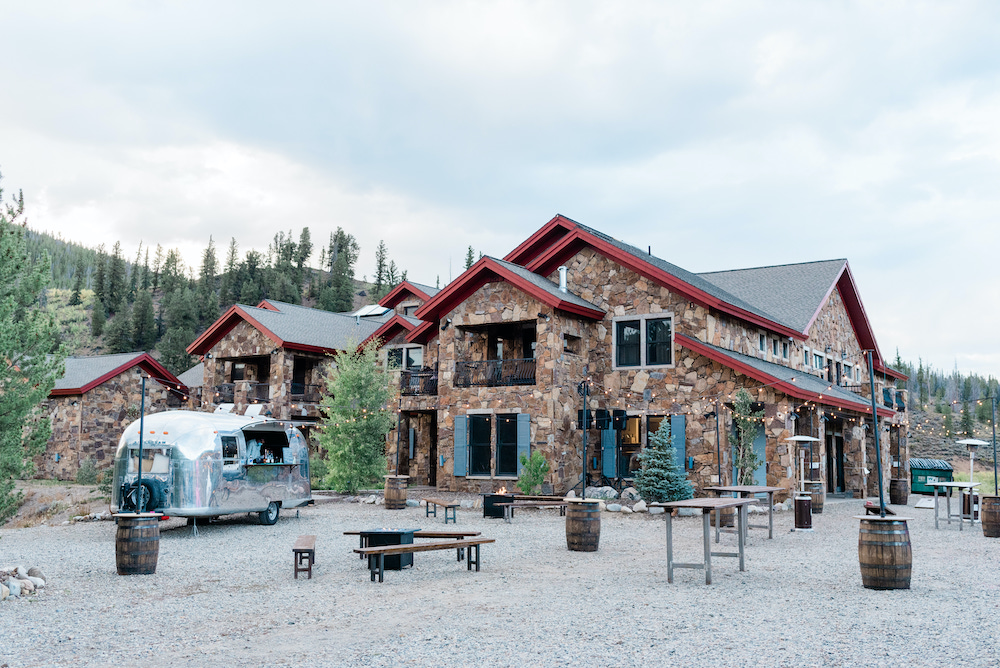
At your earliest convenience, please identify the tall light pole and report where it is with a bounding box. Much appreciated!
[867,350,886,517]
[136,370,147,512]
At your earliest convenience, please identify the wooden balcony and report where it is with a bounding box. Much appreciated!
[454,358,536,388]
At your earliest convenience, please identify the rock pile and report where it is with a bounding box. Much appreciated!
[1,566,46,603]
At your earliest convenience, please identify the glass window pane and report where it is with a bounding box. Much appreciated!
[387,349,403,368]
[616,321,640,367]
[405,347,422,369]
[646,318,672,366]
[469,415,492,475]
[496,414,518,476]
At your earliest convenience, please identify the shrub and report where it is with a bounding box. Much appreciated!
[76,458,99,485]
[516,451,550,495]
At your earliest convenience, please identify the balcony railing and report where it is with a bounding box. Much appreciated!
[291,383,322,403]
[400,370,438,396]
[249,382,271,402]
[214,383,235,403]
[454,358,536,388]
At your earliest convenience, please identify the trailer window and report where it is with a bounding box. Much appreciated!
[221,437,239,465]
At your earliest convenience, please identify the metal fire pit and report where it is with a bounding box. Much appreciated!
[483,493,514,519]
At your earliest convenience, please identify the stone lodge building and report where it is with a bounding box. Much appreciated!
[40,353,187,480]
[376,215,908,501]
[185,299,398,441]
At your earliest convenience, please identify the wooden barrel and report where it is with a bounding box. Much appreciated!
[115,514,160,575]
[715,507,735,528]
[794,495,812,530]
[889,479,909,506]
[566,501,601,552]
[858,517,911,590]
[962,492,980,521]
[982,496,1000,538]
[384,475,409,510]
[805,481,825,514]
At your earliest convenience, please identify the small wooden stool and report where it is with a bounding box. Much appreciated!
[293,534,316,579]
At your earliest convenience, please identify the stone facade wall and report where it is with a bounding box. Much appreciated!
[39,375,176,480]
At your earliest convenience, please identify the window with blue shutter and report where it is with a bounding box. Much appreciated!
[453,416,468,477]
[516,414,531,476]
[408,427,415,460]
[601,429,617,478]
[670,414,686,470]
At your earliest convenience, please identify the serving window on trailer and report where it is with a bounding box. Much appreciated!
[243,428,293,464]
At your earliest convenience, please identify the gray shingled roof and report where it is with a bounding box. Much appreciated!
[408,281,440,298]
[698,260,846,333]
[243,301,392,351]
[490,257,604,314]
[574,222,780,325]
[177,362,205,388]
[688,338,872,410]
[53,353,147,391]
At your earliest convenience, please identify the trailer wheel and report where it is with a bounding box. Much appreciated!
[124,481,157,512]
[259,501,279,525]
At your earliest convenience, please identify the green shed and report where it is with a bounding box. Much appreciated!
[908,458,954,494]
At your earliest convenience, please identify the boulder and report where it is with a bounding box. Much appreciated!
[16,566,28,579]
[17,579,34,594]
[361,495,377,504]
[405,499,420,507]
[565,490,577,498]
[1,584,8,601]
[649,507,665,515]
[620,487,641,502]
[605,503,622,512]
[26,576,45,589]
[585,486,619,500]
[633,500,648,513]
[27,567,45,582]
[5,580,20,598]
[460,500,475,509]
[620,505,634,514]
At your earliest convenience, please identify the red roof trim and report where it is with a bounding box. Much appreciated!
[49,353,188,397]
[405,320,437,344]
[378,281,432,309]
[359,315,417,349]
[413,256,605,322]
[503,214,578,266]
[256,300,280,311]
[676,334,895,418]
[186,305,285,355]
[527,230,804,340]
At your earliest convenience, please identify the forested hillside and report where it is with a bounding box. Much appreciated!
[27,227,428,374]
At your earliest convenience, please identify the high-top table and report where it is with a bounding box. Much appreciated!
[704,485,784,540]
[928,482,981,530]
[650,497,758,585]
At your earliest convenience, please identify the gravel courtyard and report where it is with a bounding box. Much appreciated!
[2,494,999,667]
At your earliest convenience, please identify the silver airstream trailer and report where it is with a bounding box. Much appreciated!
[113,411,312,525]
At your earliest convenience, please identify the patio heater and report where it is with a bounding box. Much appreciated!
[957,438,988,521]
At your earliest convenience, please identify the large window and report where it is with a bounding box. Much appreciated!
[387,346,423,370]
[496,414,518,477]
[469,415,492,476]
[613,315,673,369]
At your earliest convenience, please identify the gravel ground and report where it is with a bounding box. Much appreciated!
[1,494,999,668]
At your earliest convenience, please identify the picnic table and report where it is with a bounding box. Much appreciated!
[927,481,981,530]
[650,497,758,585]
[704,485,783,540]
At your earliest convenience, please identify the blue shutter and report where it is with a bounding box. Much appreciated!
[602,429,617,478]
[752,426,767,485]
[516,413,531,476]
[453,416,468,477]
[408,427,415,460]
[670,414,686,470]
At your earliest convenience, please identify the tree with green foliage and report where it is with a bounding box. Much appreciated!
[316,340,397,493]
[106,241,127,313]
[90,296,106,336]
[197,236,220,326]
[141,247,151,291]
[0,174,66,520]
[131,289,157,351]
[633,421,693,503]
[151,243,163,293]
[128,241,142,302]
[92,244,107,307]
[733,388,765,485]
[373,240,388,299]
[516,451,550,495]
[295,227,312,282]
[464,246,475,270]
[219,237,239,307]
[320,228,358,312]
[157,286,198,373]
[960,376,974,436]
[103,299,134,353]
[68,255,85,306]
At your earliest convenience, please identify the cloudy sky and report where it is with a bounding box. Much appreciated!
[2,1,999,377]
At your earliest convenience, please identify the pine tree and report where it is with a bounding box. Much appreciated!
[90,296,106,337]
[131,289,157,351]
[128,241,142,301]
[68,256,85,306]
[92,244,107,306]
[141,247,151,291]
[219,237,239,307]
[197,236,219,326]
[316,340,398,493]
[103,299,134,353]
[633,421,693,503]
[322,228,358,312]
[158,287,198,373]
[0,175,66,520]
[295,227,312,286]
[464,246,475,270]
[106,241,127,313]
[961,377,974,436]
[151,244,164,293]
[373,240,388,297]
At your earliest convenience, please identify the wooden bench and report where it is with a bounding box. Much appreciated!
[292,535,316,579]
[494,500,569,523]
[354,538,496,582]
[344,529,481,561]
[422,497,460,524]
